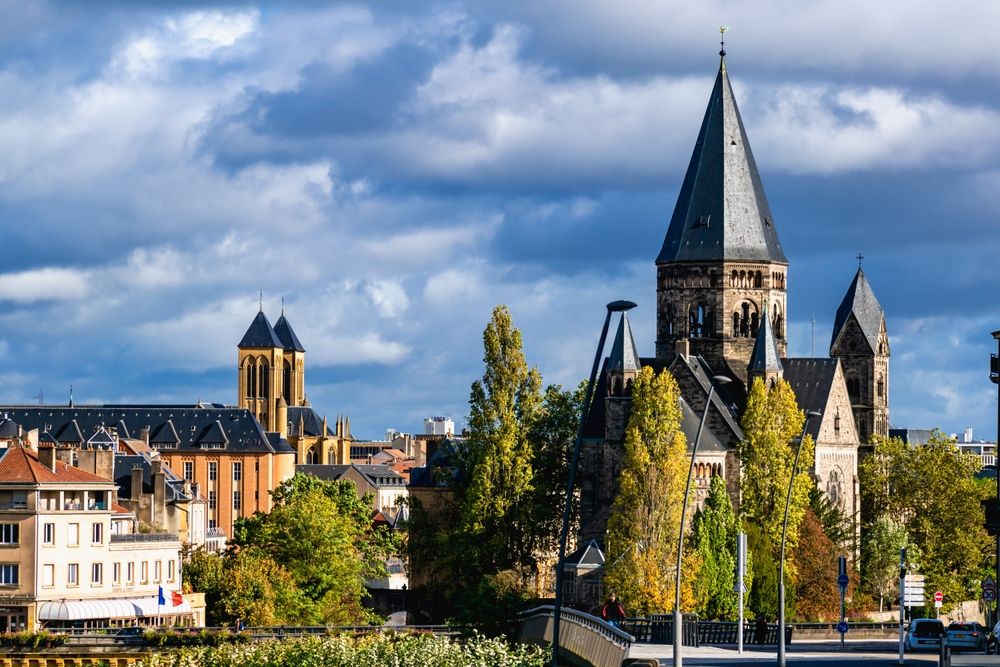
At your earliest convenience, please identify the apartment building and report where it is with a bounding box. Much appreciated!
[0,444,189,630]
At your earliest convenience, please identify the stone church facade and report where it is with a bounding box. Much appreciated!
[570,52,888,606]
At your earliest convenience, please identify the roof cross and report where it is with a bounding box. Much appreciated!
[856,251,864,268]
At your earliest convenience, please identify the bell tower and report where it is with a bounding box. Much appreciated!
[237,303,307,433]
[655,51,788,385]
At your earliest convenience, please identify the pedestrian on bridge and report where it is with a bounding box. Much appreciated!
[601,593,626,628]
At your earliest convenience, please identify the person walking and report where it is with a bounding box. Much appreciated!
[600,592,626,628]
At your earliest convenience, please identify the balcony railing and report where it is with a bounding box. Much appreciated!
[0,502,28,510]
[110,533,179,544]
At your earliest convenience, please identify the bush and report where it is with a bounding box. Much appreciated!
[0,631,67,648]
[142,628,251,647]
[136,632,545,667]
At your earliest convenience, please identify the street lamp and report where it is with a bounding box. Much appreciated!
[777,409,821,667]
[551,299,636,667]
[991,330,1000,629]
[674,374,731,667]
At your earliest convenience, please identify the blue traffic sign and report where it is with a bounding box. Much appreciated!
[837,620,849,634]
[837,574,850,588]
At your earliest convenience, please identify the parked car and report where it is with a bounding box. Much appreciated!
[947,621,985,652]
[114,626,146,645]
[906,618,944,652]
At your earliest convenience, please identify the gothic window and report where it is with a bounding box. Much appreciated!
[283,360,292,403]
[846,376,860,403]
[877,375,885,399]
[260,361,270,399]
[244,360,257,399]
[826,468,844,511]
[305,446,318,465]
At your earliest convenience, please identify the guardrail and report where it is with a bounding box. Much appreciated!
[109,533,180,544]
[519,605,633,667]
[55,624,461,644]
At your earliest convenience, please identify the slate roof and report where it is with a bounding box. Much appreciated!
[238,311,284,349]
[86,427,116,449]
[0,405,281,454]
[287,407,334,437]
[0,418,19,439]
[408,439,462,488]
[564,539,605,570]
[0,446,113,485]
[55,420,84,444]
[657,57,787,265]
[297,463,405,488]
[114,455,192,503]
[831,267,884,354]
[748,307,783,375]
[782,358,838,440]
[273,314,305,353]
[607,312,640,372]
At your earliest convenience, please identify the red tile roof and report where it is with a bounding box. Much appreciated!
[0,446,113,485]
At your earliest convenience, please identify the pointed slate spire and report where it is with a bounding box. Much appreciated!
[273,314,306,352]
[830,267,885,354]
[657,55,787,264]
[608,312,640,372]
[238,310,283,349]
[748,305,783,375]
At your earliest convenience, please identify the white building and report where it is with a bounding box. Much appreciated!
[423,417,454,436]
[0,444,193,630]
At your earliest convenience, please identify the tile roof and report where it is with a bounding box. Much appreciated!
[657,58,787,265]
[0,446,113,485]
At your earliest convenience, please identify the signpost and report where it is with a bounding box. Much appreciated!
[934,590,943,609]
[837,556,848,650]
[898,548,906,666]
[903,574,926,607]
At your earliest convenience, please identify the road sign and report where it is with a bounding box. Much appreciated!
[837,620,849,634]
[903,573,925,606]
[985,589,996,603]
[837,573,850,590]
[934,591,943,603]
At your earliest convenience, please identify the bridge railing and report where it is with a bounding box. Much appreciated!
[519,605,633,667]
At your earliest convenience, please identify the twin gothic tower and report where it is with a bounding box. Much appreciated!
[653,55,889,443]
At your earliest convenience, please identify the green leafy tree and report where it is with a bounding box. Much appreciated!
[459,305,543,575]
[859,431,992,613]
[746,523,780,621]
[604,366,689,616]
[861,515,909,611]
[691,475,748,620]
[808,486,854,553]
[738,378,813,552]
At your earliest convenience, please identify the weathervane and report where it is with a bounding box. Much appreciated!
[719,26,728,57]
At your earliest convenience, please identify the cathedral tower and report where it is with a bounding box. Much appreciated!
[830,267,889,443]
[655,53,788,385]
[237,306,307,433]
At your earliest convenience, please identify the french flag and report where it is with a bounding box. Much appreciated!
[158,586,184,607]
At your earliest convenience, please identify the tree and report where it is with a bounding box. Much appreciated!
[859,431,992,613]
[793,509,841,621]
[459,304,543,575]
[746,522,780,621]
[691,475,742,620]
[738,378,813,553]
[603,366,690,616]
[808,485,853,553]
[861,516,909,612]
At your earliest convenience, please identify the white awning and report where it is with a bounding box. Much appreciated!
[38,595,191,621]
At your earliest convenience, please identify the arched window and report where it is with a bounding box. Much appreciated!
[689,304,707,338]
[283,360,292,404]
[739,270,746,288]
[260,361,270,399]
[754,271,763,288]
[826,468,844,510]
[305,446,318,465]
[730,270,737,287]
[244,359,257,399]
[877,375,885,399]
[750,311,759,337]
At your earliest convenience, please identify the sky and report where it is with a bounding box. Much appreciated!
[0,1,997,441]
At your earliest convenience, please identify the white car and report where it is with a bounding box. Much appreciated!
[907,618,944,652]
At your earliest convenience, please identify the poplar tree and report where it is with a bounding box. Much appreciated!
[691,475,749,620]
[603,366,689,616]
[460,304,542,574]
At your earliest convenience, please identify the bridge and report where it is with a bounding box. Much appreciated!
[518,605,634,667]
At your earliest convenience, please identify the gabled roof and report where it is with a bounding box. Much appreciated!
[0,446,113,485]
[564,539,605,570]
[85,427,116,449]
[607,312,640,372]
[657,57,787,265]
[831,267,884,354]
[0,418,19,439]
[114,455,191,502]
[782,358,838,440]
[195,420,228,447]
[748,307,783,375]
[273,314,305,353]
[238,310,283,349]
[150,420,180,445]
[55,420,83,444]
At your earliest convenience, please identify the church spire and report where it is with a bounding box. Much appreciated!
[748,304,783,386]
[830,266,885,355]
[656,50,786,265]
[608,312,640,373]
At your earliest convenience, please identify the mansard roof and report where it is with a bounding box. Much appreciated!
[748,308,783,375]
[607,312,640,372]
[657,57,787,265]
[238,310,284,349]
[0,405,281,454]
[273,314,306,353]
[831,267,884,354]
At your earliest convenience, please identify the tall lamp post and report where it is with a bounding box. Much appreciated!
[674,374,731,667]
[777,410,821,667]
[991,331,1000,629]
[551,300,636,667]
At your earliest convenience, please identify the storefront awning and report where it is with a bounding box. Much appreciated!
[38,595,191,621]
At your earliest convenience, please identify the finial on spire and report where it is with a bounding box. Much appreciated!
[856,251,864,268]
[259,290,263,312]
[719,26,728,67]
[281,296,285,315]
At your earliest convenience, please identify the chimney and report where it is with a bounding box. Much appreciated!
[675,338,690,359]
[55,445,74,466]
[130,465,143,503]
[38,444,57,472]
[139,427,150,445]
[95,448,114,481]
[152,464,166,525]
[77,449,97,475]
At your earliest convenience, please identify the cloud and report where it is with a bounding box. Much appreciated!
[0,267,89,303]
